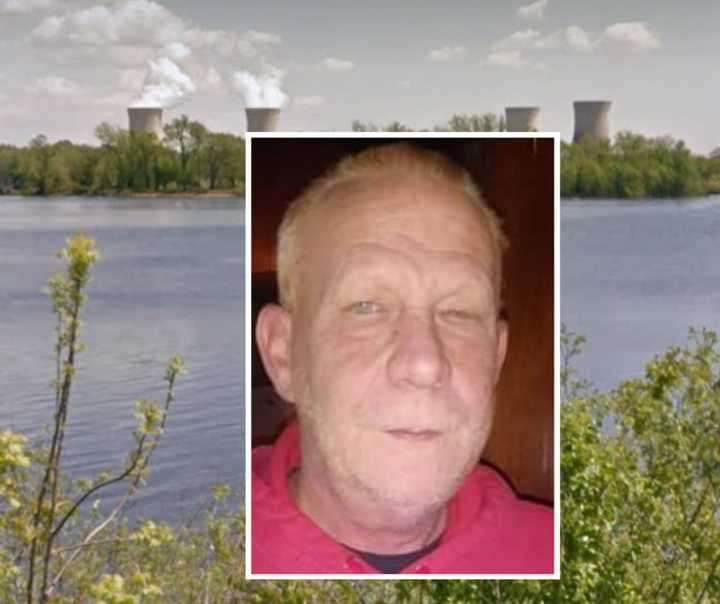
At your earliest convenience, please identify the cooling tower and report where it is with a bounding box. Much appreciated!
[245,107,281,132]
[128,107,163,140]
[505,106,540,131]
[573,101,611,142]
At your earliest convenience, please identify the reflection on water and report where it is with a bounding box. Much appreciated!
[0,196,245,523]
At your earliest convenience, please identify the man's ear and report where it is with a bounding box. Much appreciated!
[494,318,509,385]
[255,303,294,402]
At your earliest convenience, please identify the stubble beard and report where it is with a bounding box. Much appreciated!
[297,394,493,516]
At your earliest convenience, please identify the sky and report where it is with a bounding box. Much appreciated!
[0,0,718,153]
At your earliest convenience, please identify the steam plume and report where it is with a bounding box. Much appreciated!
[232,71,287,108]
[130,57,195,108]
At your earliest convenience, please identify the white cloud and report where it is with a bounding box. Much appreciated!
[183,28,280,59]
[496,28,578,52]
[486,50,527,69]
[427,45,467,62]
[517,0,548,22]
[262,63,285,80]
[496,29,541,49]
[600,22,659,51]
[37,44,154,67]
[163,42,192,61]
[31,76,85,97]
[27,0,284,109]
[32,1,185,46]
[198,66,225,93]
[493,29,563,52]
[491,21,657,60]
[32,15,63,39]
[565,25,593,52]
[484,30,556,70]
[119,68,146,91]
[31,1,281,63]
[293,95,326,108]
[104,45,156,66]
[0,0,57,14]
[531,30,564,50]
[320,57,355,72]
[247,30,282,45]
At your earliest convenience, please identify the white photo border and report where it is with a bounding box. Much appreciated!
[244,131,561,580]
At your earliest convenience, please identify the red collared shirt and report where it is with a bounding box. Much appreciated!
[251,422,554,574]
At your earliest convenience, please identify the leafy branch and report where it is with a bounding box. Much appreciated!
[20,233,185,603]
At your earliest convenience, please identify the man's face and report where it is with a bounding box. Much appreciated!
[286,174,507,509]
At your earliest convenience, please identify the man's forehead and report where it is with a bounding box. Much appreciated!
[319,172,472,210]
[335,241,494,279]
[300,174,490,241]
[290,171,503,308]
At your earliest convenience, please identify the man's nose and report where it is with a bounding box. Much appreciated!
[386,311,450,389]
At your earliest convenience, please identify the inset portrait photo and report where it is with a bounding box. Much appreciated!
[245,134,559,579]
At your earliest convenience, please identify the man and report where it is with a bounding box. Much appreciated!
[252,143,553,574]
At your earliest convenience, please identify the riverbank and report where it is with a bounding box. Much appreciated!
[1,189,243,199]
[561,192,720,202]
[112,189,242,198]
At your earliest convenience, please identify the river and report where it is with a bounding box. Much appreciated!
[561,196,720,392]
[0,196,244,523]
[3,195,719,523]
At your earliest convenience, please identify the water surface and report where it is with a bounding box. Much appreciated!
[561,196,720,391]
[0,196,244,523]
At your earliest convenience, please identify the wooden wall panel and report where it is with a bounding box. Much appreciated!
[476,139,555,502]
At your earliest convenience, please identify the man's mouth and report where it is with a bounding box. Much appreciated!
[385,429,441,441]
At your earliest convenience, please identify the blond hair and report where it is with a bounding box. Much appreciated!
[276,143,507,311]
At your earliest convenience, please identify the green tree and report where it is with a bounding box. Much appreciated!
[227,135,245,193]
[351,119,414,132]
[163,115,207,189]
[438,112,507,132]
[0,145,19,193]
[126,131,162,191]
[561,131,720,199]
[20,135,53,195]
[94,124,130,191]
[196,133,228,190]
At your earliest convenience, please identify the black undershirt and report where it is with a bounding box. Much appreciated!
[347,536,441,574]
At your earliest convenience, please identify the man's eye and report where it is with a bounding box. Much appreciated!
[346,301,381,315]
[441,309,481,322]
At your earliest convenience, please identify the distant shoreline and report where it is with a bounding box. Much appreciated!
[116,190,243,199]
[560,192,720,202]
[0,190,243,199]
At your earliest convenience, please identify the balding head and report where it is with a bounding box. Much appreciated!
[276,143,507,313]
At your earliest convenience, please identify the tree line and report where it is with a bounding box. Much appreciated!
[354,114,720,199]
[352,112,507,133]
[0,115,245,196]
[3,112,720,199]
[562,132,720,198]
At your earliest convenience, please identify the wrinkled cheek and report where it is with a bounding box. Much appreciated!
[453,346,500,396]
[307,337,386,411]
